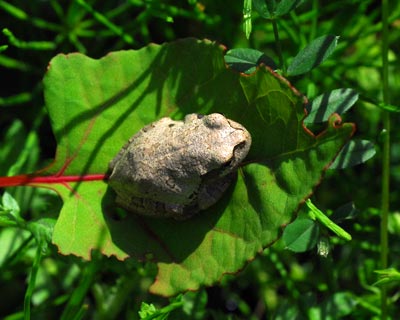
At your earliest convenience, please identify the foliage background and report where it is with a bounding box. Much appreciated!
[0,0,400,319]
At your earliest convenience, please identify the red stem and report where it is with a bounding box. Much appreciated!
[0,174,107,188]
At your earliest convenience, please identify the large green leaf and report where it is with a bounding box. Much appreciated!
[23,38,353,296]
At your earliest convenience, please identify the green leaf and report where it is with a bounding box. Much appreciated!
[252,0,303,18]
[377,102,400,113]
[287,35,339,76]
[22,38,353,296]
[252,0,273,19]
[75,0,134,45]
[138,302,158,319]
[283,218,319,252]
[26,218,55,245]
[2,191,20,216]
[2,28,56,50]
[224,48,276,74]
[329,139,376,169]
[0,192,22,227]
[243,0,252,39]
[182,291,207,318]
[138,299,181,320]
[306,199,351,241]
[0,120,27,175]
[0,1,29,20]
[275,0,304,16]
[0,92,33,107]
[374,268,400,286]
[309,292,357,319]
[0,210,19,227]
[305,88,359,123]
[330,202,357,223]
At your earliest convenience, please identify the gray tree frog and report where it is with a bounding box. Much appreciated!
[108,113,251,220]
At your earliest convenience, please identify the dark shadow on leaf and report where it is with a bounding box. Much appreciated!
[307,89,358,123]
[329,139,375,169]
[226,53,277,74]
[241,167,265,218]
[102,176,234,263]
[49,39,226,191]
[313,35,337,69]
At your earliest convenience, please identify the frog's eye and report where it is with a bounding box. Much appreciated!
[204,113,227,129]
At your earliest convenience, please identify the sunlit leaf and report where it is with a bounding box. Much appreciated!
[374,268,400,286]
[305,88,359,123]
[0,39,354,296]
[287,35,339,76]
[329,139,376,169]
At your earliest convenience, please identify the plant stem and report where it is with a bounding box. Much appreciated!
[306,200,352,241]
[380,0,390,318]
[242,0,252,39]
[97,271,139,320]
[61,257,102,320]
[0,173,106,187]
[271,18,285,72]
[24,241,45,320]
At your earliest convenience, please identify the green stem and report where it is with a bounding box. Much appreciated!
[97,271,139,320]
[306,200,352,241]
[242,0,252,39]
[24,241,45,320]
[271,18,285,72]
[380,0,390,318]
[61,258,102,320]
[309,0,318,42]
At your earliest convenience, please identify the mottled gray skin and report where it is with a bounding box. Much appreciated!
[108,113,251,220]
